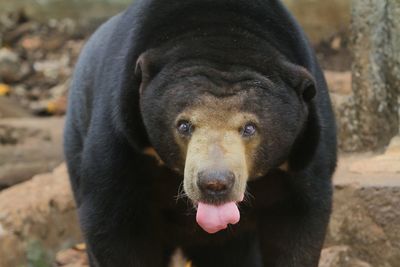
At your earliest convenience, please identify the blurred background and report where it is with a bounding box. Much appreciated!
[0,1,399,267]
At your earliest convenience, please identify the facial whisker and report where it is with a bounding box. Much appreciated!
[241,189,254,207]
[174,181,187,202]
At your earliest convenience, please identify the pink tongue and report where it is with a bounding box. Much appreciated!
[196,202,240,234]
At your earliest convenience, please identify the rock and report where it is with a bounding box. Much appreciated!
[319,246,350,267]
[0,117,64,189]
[349,260,373,267]
[0,48,30,83]
[326,155,400,267]
[342,0,400,151]
[325,71,352,95]
[33,56,70,81]
[349,154,400,174]
[0,48,23,83]
[326,185,400,267]
[49,79,70,99]
[330,36,342,51]
[56,247,88,267]
[383,135,400,156]
[20,35,42,51]
[0,164,82,267]
[347,135,400,174]
[319,246,351,267]
[2,21,38,45]
[319,246,373,267]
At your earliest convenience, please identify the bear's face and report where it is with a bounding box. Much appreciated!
[138,53,314,206]
[176,95,260,204]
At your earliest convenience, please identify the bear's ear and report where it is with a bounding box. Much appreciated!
[282,61,316,102]
[281,61,320,171]
[299,77,316,102]
[135,51,156,95]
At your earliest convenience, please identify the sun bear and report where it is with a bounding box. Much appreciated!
[64,0,337,266]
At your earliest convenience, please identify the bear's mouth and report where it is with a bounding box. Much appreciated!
[192,194,244,234]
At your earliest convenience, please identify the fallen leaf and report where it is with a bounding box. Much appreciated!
[0,84,11,96]
[74,243,86,251]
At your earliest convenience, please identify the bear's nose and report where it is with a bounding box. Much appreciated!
[197,170,235,195]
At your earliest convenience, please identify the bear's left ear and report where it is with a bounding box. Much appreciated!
[298,76,316,102]
[282,61,316,102]
[281,61,320,171]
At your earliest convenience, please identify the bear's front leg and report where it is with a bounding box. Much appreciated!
[75,135,166,267]
[259,210,330,267]
[78,187,165,267]
[257,173,332,267]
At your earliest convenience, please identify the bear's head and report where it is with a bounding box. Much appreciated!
[133,41,319,233]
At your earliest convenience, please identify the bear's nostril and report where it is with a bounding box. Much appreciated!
[197,170,235,195]
[205,180,227,192]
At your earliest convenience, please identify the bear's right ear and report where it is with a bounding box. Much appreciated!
[135,52,155,95]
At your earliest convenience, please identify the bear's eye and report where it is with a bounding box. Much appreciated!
[241,123,257,138]
[177,120,193,136]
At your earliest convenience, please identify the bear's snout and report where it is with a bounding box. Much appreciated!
[197,169,235,199]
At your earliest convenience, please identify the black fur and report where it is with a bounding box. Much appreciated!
[64,0,337,266]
